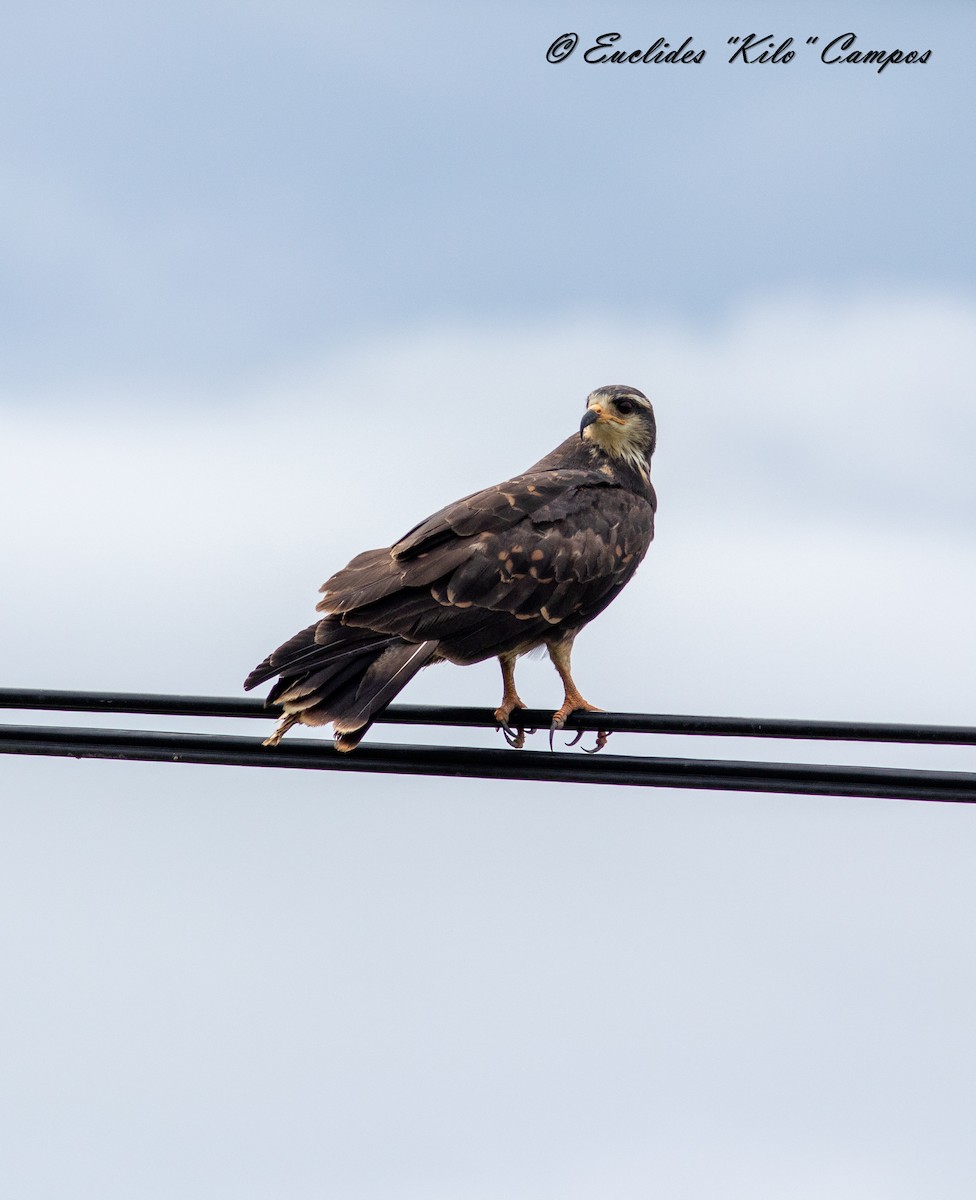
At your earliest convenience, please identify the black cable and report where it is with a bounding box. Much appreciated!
[2,722,975,802]
[2,688,976,745]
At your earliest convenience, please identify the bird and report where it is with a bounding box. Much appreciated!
[245,384,657,752]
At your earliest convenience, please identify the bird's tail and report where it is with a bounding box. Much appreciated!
[244,619,438,750]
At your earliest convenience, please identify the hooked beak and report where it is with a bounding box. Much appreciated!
[579,406,601,438]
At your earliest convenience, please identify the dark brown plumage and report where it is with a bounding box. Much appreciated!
[245,385,657,750]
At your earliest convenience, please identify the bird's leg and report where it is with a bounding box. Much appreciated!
[547,638,611,753]
[262,712,299,748]
[494,652,528,749]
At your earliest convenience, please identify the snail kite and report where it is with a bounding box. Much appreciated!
[245,385,657,751]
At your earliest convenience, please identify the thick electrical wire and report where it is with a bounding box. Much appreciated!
[3,687,976,745]
[1,688,975,801]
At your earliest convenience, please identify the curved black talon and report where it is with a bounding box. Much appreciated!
[582,731,611,754]
[497,710,530,750]
[565,728,585,748]
[498,721,525,750]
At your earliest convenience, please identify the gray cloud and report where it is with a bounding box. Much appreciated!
[1,2,973,390]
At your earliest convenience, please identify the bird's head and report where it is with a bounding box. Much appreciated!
[579,385,656,471]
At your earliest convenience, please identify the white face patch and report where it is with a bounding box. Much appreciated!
[582,401,652,478]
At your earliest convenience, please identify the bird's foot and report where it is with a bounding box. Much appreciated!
[549,699,610,753]
[495,700,529,750]
[262,713,298,747]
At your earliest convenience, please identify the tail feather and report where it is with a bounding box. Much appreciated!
[334,640,439,732]
[245,616,437,749]
[244,622,395,692]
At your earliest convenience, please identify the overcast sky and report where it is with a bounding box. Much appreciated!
[2,3,976,1198]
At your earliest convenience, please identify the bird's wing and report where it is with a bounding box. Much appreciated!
[391,469,600,558]
[319,474,655,662]
[318,469,599,614]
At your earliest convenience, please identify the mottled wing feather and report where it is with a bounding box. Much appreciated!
[330,480,654,663]
[391,470,599,557]
[317,540,473,615]
[317,469,594,615]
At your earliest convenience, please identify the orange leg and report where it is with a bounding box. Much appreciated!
[547,638,610,752]
[494,652,528,749]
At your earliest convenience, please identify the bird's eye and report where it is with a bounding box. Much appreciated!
[615,398,635,415]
